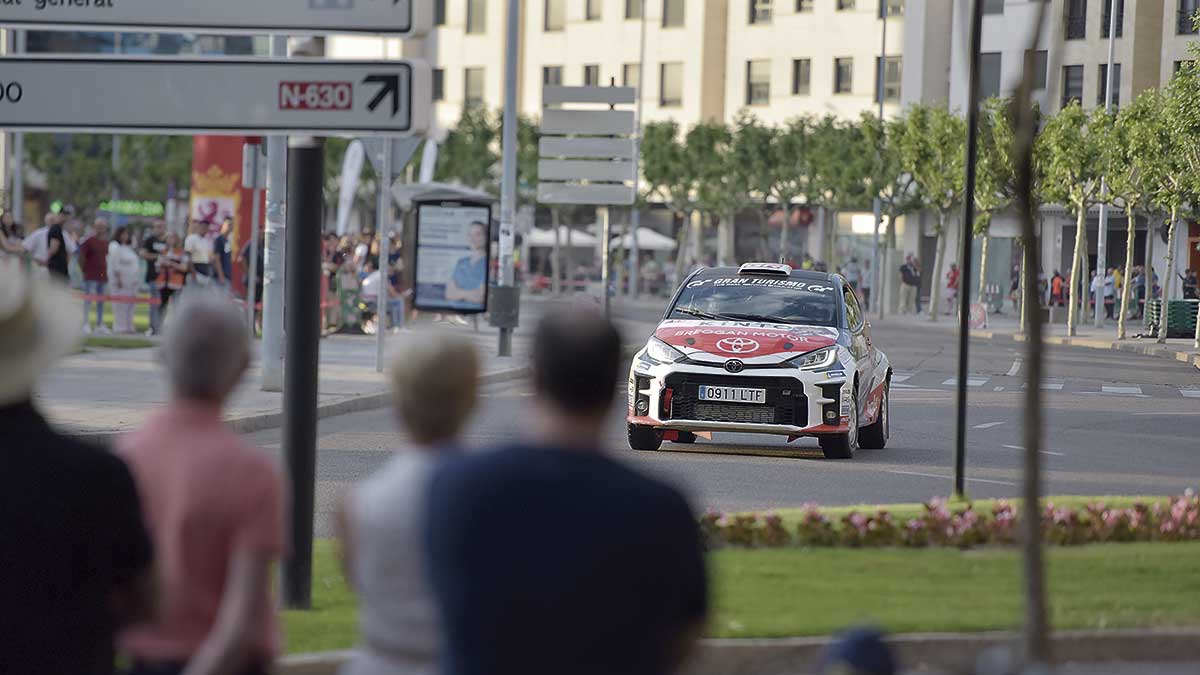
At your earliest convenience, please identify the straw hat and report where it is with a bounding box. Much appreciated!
[0,264,83,407]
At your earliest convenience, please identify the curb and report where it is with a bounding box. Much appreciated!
[275,628,1200,675]
[70,365,533,444]
[965,328,1200,371]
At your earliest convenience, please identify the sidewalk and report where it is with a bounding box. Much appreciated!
[877,308,1200,370]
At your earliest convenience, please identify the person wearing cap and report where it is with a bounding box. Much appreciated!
[0,266,155,674]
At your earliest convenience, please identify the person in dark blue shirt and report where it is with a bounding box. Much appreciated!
[444,221,488,307]
[425,309,707,675]
[212,217,234,288]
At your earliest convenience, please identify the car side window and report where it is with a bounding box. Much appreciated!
[843,287,863,332]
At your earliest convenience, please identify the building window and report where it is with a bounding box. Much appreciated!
[434,0,446,25]
[466,0,487,34]
[1098,63,1121,108]
[979,52,1001,99]
[834,57,853,94]
[543,65,563,86]
[797,0,814,10]
[623,63,640,88]
[746,60,771,105]
[1028,50,1048,89]
[874,55,902,102]
[626,0,644,19]
[750,0,773,24]
[1175,59,1198,74]
[983,0,1003,14]
[792,58,811,95]
[663,0,685,27]
[464,67,485,107]
[1179,0,1199,34]
[545,0,565,31]
[879,0,904,17]
[1061,65,1083,108]
[432,68,445,101]
[584,64,601,86]
[1065,0,1086,39]
[660,62,683,107]
[837,0,855,10]
[1102,0,1124,37]
[587,0,602,20]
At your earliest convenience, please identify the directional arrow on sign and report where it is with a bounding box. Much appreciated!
[364,74,402,117]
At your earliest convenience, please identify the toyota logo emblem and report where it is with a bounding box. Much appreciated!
[724,359,745,373]
[716,337,760,354]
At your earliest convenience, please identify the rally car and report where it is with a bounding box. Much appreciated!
[627,262,891,459]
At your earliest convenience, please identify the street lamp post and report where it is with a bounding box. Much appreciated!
[496,0,520,357]
[629,1,648,299]
[1095,0,1119,327]
[873,1,888,317]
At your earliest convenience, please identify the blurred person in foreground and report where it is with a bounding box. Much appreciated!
[337,332,480,675]
[0,266,155,674]
[426,309,708,675]
[818,628,897,675]
[117,293,286,675]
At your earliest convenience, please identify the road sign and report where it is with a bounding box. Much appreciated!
[363,137,423,176]
[0,0,432,35]
[538,85,637,207]
[0,57,431,136]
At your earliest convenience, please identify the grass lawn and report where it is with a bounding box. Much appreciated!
[87,300,152,334]
[84,335,157,350]
[282,539,1200,654]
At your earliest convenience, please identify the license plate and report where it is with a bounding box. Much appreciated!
[697,386,766,404]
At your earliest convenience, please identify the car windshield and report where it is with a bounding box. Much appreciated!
[668,276,841,327]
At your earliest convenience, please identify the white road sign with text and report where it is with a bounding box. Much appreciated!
[0,0,431,35]
[0,57,431,135]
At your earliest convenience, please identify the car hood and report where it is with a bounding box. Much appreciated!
[653,319,840,364]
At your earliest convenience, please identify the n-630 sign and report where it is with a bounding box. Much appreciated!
[0,82,23,102]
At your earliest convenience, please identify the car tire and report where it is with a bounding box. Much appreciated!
[628,423,663,452]
[672,431,698,444]
[858,379,889,450]
[820,383,859,460]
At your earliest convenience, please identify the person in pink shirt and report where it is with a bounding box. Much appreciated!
[118,294,286,675]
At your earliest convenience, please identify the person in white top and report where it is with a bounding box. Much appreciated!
[107,226,142,334]
[336,331,480,675]
[183,219,214,285]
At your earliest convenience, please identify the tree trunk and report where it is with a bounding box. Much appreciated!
[757,205,770,261]
[1143,221,1155,329]
[1018,250,1027,334]
[1158,206,1179,344]
[673,211,691,285]
[1117,205,1136,340]
[780,210,791,264]
[1066,206,1088,337]
[551,208,562,294]
[978,232,991,303]
[928,211,949,323]
[824,208,837,268]
[879,205,897,319]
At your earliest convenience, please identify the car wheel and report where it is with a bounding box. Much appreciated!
[858,379,889,450]
[820,383,858,460]
[628,423,663,452]
[672,431,698,444]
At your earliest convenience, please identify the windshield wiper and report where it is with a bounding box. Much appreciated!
[675,307,742,322]
[721,312,797,325]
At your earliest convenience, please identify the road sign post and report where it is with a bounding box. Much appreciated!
[0,0,431,35]
[0,57,430,136]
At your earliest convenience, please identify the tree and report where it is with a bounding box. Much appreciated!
[687,120,743,266]
[435,106,500,192]
[1103,91,1159,340]
[898,104,967,322]
[772,116,819,262]
[974,98,1018,301]
[1037,102,1105,336]
[861,112,921,318]
[1158,65,1200,344]
[731,112,780,260]
[642,120,696,282]
[809,115,870,267]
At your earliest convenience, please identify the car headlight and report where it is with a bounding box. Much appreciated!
[789,346,838,370]
[643,337,685,364]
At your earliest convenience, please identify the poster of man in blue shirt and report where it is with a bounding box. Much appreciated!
[414,202,492,313]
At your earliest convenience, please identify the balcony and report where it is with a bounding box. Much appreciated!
[1065,15,1086,40]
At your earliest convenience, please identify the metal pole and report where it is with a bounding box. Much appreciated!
[497,0,520,357]
[10,30,24,225]
[261,34,290,392]
[111,32,121,224]
[601,206,611,316]
[629,1,648,298]
[281,136,323,610]
[375,140,393,372]
[246,144,262,336]
[873,0,887,315]
[1095,0,1118,327]
[954,0,985,499]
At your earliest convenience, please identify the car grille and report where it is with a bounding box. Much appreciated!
[664,373,807,427]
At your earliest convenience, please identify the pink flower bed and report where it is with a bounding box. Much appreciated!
[699,491,1200,550]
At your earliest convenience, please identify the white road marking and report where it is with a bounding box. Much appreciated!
[993,386,1005,392]
[885,469,1017,487]
[942,377,988,387]
[1022,380,1064,390]
[973,421,1006,429]
[1102,384,1144,396]
[1132,411,1200,416]
[1006,357,1022,377]
[892,372,913,383]
[1002,443,1066,457]
[893,383,918,389]
[1182,390,1200,398]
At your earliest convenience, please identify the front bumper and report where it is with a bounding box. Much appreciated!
[626,352,852,438]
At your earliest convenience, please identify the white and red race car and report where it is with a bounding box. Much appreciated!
[627,263,891,459]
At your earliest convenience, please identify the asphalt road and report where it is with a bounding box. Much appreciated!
[248,304,1200,537]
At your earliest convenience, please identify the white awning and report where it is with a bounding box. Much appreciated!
[525,226,599,248]
[609,227,677,251]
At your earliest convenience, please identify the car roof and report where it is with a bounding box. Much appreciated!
[690,265,840,284]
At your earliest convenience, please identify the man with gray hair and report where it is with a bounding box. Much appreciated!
[118,293,286,675]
